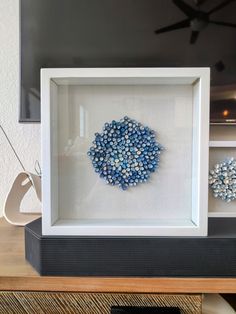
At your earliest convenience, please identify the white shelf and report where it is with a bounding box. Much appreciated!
[209,141,236,148]
[208,212,236,218]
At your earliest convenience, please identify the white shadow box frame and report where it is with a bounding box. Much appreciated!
[41,68,210,236]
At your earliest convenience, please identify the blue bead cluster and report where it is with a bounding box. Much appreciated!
[87,116,163,190]
[209,157,236,203]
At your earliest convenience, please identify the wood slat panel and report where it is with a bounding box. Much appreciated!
[0,292,202,314]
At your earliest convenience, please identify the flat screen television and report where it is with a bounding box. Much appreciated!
[20,0,236,123]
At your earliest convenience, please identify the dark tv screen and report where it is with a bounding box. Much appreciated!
[20,0,236,122]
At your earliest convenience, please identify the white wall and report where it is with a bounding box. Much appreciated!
[0,0,40,216]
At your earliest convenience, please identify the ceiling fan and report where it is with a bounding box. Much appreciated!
[154,0,236,44]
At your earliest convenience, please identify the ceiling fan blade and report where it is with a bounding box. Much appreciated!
[190,31,199,44]
[155,19,190,34]
[208,0,235,15]
[172,0,197,18]
[210,20,236,28]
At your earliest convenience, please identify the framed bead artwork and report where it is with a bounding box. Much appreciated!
[41,67,210,236]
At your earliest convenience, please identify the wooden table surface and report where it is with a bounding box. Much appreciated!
[0,217,236,293]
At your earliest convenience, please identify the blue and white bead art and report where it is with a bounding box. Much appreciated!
[209,157,236,202]
[87,116,163,190]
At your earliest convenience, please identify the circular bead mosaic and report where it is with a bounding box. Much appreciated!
[209,157,236,202]
[87,116,163,190]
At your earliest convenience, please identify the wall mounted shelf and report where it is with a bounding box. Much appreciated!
[209,141,236,148]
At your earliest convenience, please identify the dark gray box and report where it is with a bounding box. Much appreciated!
[25,218,236,276]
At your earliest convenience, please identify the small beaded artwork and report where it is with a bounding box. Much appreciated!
[87,116,163,190]
[209,157,236,202]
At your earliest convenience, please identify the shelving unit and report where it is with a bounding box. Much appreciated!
[208,125,236,218]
